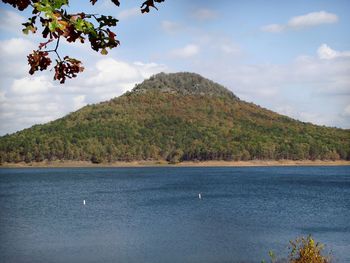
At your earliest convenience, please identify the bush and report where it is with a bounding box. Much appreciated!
[263,235,331,263]
[289,236,330,263]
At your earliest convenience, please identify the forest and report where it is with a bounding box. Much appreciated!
[1,72,349,164]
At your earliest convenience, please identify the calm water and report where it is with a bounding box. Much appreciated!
[0,166,349,263]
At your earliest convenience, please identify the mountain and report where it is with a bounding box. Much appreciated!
[1,72,349,164]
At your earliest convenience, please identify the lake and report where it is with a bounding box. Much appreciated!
[0,166,349,263]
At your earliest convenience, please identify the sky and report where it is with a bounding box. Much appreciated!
[0,0,350,135]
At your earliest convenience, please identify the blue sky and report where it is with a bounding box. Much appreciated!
[0,0,349,135]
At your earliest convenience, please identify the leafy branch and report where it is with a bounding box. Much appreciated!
[2,0,165,83]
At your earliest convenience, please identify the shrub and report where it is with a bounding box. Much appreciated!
[289,236,330,263]
[263,235,331,263]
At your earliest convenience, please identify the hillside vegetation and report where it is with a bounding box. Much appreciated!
[1,72,349,164]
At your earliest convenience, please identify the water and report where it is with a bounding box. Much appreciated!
[0,166,349,263]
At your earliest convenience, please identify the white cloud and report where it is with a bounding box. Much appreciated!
[161,20,181,33]
[317,44,350,60]
[0,76,64,135]
[193,32,242,58]
[81,58,167,102]
[261,11,338,33]
[193,45,350,128]
[0,57,167,135]
[83,59,167,102]
[169,44,200,58]
[288,11,338,28]
[0,9,25,34]
[192,8,217,21]
[0,38,35,57]
[73,95,86,111]
[133,61,167,79]
[88,58,141,85]
[277,105,327,125]
[11,76,51,95]
[118,8,140,20]
[219,42,241,55]
[342,105,350,117]
[261,24,285,33]
[0,38,36,80]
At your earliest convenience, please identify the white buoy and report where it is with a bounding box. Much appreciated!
[83,199,86,205]
[198,193,202,199]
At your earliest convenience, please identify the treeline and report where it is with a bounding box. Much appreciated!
[0,132,347,164]
[1,73,349,164]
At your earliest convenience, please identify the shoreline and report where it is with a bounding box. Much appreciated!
[1,160,350,168]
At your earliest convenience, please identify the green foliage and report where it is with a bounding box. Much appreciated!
[0,73,349,164]
[167,149,184,164]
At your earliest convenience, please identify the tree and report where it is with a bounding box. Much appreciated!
[167,149,184,164]
[2,0,165,83]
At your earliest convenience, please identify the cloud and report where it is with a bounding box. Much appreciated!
[0,57,167,135]
[275,105,346,127]
[288,11,338,28]
[219,42,241,55]
[169,44,200,58]
[72,95,86,111]
[192,32,242,58]
[261,11,338,33]
[342,105,350,117]
[1,76,65,135]
[87,58,141,85]
[0,38,36,79]
[317,44,350,60]
[0,38,35,57]
[192,44,350,128]
[261,24,285,33]
[118,7,140,20]
[161,20,182,33]
[82,59,166,102]
[11,76,51,95]
[0,9,25,34]
[133,61,167,79]
[192,8,217,21]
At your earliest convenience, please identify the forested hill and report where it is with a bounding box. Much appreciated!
[1,72,349,164]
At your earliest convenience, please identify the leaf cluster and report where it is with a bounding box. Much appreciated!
[54,56,84,83]
[2,0,32,11]
[2,0,165,83]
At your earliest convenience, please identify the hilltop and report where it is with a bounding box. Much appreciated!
[1,72,349,164]
[132,72,238,99]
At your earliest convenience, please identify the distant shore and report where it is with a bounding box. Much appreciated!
[1,160,350,168]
